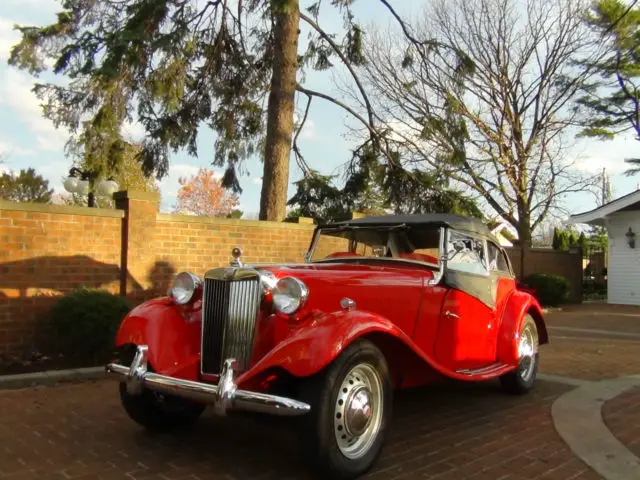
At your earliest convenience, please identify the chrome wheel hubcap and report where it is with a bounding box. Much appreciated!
[334,364,383,460]
[344,387,372,436]
[518,322,539,382]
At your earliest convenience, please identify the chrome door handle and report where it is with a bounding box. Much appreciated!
[445,311,459,319]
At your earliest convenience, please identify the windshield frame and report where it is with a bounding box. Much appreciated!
[305,224,444,269]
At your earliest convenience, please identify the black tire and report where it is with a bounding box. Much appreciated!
[296,339,393,479]
[499,315,539,395]
[119,382,206,430]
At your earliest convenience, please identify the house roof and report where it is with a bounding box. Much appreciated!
[568,189,640,226]
[491,225,514,246]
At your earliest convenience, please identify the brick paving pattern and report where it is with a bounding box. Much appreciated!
[5,304,640,479]
[602,386,640,459]
[546,307,640,335]
[539,307,640,381]
[540,335,640,381]
[0,378,599,480]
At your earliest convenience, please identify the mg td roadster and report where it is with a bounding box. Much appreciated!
[107,214,548,478]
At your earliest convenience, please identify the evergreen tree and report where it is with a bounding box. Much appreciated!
[558,230,571,251]
[578,231,588,253]
[574,0,640,174]
[7,0,435,221]
[552,227,562,250]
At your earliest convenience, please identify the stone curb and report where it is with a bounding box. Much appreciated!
[0,366,106,390]
[551,374,640,480]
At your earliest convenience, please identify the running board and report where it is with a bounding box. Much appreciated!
[456,362,512,377]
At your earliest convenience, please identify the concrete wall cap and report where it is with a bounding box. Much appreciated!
[113,190,161,202]
[0,200,125,218]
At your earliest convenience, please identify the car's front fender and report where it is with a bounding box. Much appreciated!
[237,308,474,385]
[497,290,549,365]
[114,298,202,379]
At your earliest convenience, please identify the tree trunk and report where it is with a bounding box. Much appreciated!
[259,0,300,221]
[517,213,532,281]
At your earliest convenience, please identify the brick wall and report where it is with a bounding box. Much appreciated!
[0,193,319,355]
[136,213,317,299]
[0,201,124,354]
[0,193,584,355]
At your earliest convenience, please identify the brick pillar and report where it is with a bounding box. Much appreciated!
[114,191,160,298]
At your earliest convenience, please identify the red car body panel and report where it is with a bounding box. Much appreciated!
[114,254,547,391]
[115,298,202,380]
[497,290,548,365]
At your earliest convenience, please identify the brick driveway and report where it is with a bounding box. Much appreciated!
[1,302,639,479]
[603,387,640,459]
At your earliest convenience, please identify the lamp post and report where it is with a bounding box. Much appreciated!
[63,167,119,207]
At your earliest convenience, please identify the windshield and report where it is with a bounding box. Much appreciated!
[309,226,441,265]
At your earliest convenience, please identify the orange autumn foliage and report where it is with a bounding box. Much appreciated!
[174,168,239,217]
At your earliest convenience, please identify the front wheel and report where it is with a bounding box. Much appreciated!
[296,339,393,479]
[119,382,206,430]
[499,314,539,395]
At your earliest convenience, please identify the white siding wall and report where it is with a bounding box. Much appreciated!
[607,211,640,305]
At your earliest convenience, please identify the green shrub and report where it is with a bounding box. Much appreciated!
[523,273,570,307]
[49,288,130,362]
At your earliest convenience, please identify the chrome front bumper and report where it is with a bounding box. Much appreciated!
[105,345,310,417]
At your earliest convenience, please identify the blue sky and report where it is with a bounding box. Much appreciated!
[1,0,640,223]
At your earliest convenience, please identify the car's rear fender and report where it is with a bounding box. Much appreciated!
[114,298,202,379]
[497,290,549,365]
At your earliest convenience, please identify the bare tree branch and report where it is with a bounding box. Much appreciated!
[353,0,600,245]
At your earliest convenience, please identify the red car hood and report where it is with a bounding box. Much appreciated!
[259,262,434,331]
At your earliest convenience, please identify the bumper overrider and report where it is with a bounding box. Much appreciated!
[105,345,311,417]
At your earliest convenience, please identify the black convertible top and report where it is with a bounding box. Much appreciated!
[327,213,498,242]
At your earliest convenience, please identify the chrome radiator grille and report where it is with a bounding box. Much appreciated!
[201,275,261,374]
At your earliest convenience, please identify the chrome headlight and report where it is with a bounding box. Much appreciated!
[272,277,309,315]
[169,272,201,304]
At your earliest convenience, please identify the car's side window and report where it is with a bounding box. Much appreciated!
[487,242,511,273]
[446,231,488,275]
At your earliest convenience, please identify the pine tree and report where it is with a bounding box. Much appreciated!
[552,227,561,250]
[558,230,571,251]
[578,231,588,254]
[7,0,426,221]
[575,0,640,175]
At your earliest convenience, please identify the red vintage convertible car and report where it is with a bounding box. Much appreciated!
[107,214,548,478]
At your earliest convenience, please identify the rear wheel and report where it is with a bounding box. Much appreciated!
[499,315,539,395]
[296,339,393,479]
[119,382,206,430]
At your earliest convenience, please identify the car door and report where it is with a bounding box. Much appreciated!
[485,241,518,355]
[434,229,498,371]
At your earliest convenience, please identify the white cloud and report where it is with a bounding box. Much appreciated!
[300,119,316,140]
[573,155,628,176]
[36,135,67,152]
[37,159,71,193]
[570,134,640,176]
[384,119,422,143]
[0,18,19,62]
[293,113,318,141]
[2,0,58,6]
[252,176,263,185]
[0,139,36,156]
[0,68,71,152]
